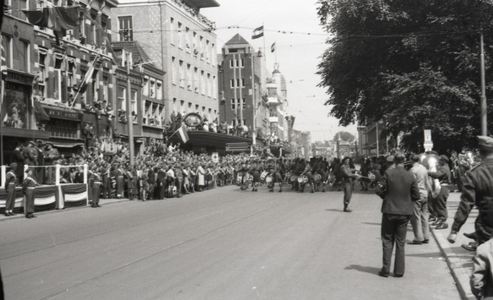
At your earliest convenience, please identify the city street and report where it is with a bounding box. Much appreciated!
[1,186,461,300]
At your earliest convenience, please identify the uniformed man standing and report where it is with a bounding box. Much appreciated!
[4,163,18,216]
[23,167,38,219]
[341,157,360,212]
[448,136,493,246]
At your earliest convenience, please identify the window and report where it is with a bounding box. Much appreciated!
[102,75,108,101]
[206,73,211,97]
[37,49,47,98]
[156,81,163,100]
[171,57,176,85]
[169,18,174,45]
[193,32,198,55]
[177,22,182,48]
[53,58,63,101]
[212,76,217,99]
[186,64,192,90]
[185,27,191,52]
[231,99,235,110]
[193,67,199,93]
[131,89,138,123]
[205,40,210,63]
[118,86,126,111]
[179,60,185,88]
[195,104,199,112]
[200,71,205,95]
[150,79,155,97]
[143,77,149,96]
[1,35,11,69]
[67,60,76,97]
[17,40,30,73]
[118,16,133,41]
[199,36,204,59]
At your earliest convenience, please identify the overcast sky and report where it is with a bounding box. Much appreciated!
[203,0,357,142]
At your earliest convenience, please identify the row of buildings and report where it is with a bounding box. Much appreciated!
[0,0,311,165]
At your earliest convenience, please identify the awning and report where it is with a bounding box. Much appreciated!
[52,141,84,148]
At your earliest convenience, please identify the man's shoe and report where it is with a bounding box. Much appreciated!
[343,208,352,213]
[464,232,477,240]
[423,239,430,244]
[30,214,37,218]
[408,240,423,245]
[431,220,441,226]
[462,242,477,251]
[394,274,404,278]
[378,270,389,278]
[435,223,449,230]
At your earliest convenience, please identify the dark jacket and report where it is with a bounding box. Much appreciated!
[380,165,420,215]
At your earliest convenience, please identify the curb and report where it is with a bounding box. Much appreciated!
[0,198,129,222]
[432,226,477,300]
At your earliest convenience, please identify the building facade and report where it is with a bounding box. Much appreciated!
[109,0,220,125]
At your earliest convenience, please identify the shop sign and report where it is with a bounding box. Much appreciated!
[44,108,83,121]
[183,113,203,128]
[6,71,34,85]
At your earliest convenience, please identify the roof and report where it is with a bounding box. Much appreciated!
[182,0,220,9]
[225,34,250,47]
[111,41,154,68]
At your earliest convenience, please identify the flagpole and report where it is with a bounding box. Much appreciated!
[126,50,135,167]
[262,22,267,67]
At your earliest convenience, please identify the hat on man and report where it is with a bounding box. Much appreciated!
[411,154,420,162]
[478,136,493,150]
[28,141,35,146]
[386,155,394,162]
[439,155,449,163]
[9,163,17,169]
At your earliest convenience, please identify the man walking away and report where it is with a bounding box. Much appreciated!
[378,153,420,278]
[409,154,432,244]
[428,155,452,230]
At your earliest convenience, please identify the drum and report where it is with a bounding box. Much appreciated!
[368,172,376,181]
[298,175,308,184]
[260,171,268,181]
[266,175,273,184]
[236,174,243,186]
[314,174,322,183]
[290,175,298,183]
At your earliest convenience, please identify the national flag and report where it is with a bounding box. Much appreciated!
[77,54,100,94]
[252,26,264,39]
[271,42,276,53]
[177,124,189,144]
[33,99,50,121]
[1,36,8,77]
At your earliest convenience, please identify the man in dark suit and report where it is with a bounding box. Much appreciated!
[378,153,420,278]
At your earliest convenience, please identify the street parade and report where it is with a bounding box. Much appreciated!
[3,0,493,299]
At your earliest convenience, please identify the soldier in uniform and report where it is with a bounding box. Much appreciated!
[22,141,37,178]
[35,140,45,184]
[23,167,38,218]
[428,155,452,230]
[448,136,493,248]
[91,167,103,207]
[44,142,60,184]
[341,157,360,212]
[13,142,25,182]
[4,163,18,216]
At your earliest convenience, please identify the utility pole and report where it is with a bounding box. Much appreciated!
[126,50,135,166]
[480,31,488,136]
[251,49,256,147]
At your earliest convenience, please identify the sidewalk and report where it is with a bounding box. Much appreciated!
[0,197,129,222]
[432,191,477,300]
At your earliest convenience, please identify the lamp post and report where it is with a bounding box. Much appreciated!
[480,31,487,136]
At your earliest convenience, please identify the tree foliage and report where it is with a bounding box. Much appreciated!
[333,131,355,142]
[317,0,493,152]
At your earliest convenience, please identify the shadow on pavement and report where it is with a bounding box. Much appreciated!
[344,264,381,276]
[361,222,381,226]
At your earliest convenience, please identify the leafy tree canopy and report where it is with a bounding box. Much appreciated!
[317,0,493,152]
[333,131,355,142]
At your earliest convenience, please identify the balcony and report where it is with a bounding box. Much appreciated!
[269,116,279,123]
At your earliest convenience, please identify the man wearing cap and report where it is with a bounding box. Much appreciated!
[4,163,18,216]
[22,167,38,218]
[22,141,37,169]
[448,136,493,248]
[428,154,452,230]
[35,140,45,184]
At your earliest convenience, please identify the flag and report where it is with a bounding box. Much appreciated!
[271,42,276,53]
[1,40,7,77]
[33,99,50,121]
[177,125,189,144]
[77,54,99,94]
[252,26,264,39]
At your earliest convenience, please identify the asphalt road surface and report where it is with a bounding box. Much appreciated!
[0,185,461,300]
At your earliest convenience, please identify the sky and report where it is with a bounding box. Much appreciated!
[202,0,358,142]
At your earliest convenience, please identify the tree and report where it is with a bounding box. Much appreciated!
[317,0,493,153]
[333,131,355,143]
